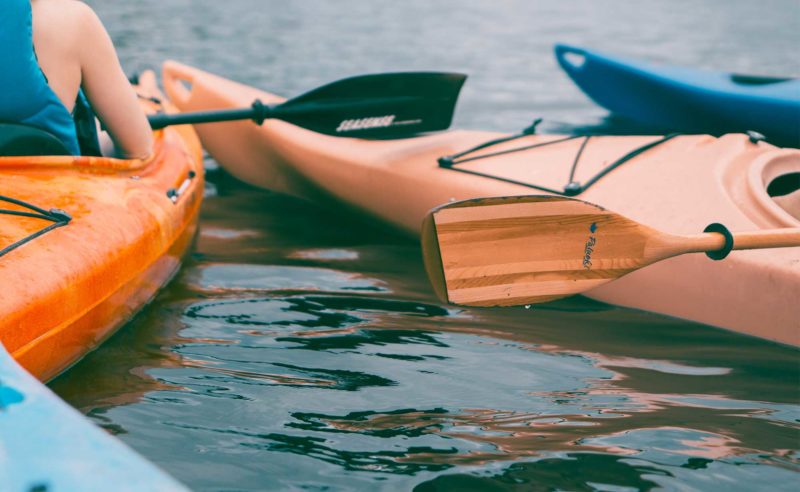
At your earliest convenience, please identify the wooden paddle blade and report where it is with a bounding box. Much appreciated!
[421,195,664,307]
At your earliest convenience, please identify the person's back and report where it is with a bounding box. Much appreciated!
[0,0,152,158]
[0,0,82,154]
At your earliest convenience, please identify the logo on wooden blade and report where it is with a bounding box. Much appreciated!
[336,115,396,132]
[583,222,597,269]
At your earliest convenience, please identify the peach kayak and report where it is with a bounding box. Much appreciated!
[162,61,799,346]
[0,71,204,382]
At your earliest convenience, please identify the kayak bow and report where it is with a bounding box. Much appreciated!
[555,43,800,146]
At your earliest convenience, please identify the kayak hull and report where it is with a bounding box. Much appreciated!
[0,71,204,381]
[0,344,186,490]
[554,44,800,146]
[162,61,800,346]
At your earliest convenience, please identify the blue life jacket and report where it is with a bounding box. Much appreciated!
[0,0,99,156]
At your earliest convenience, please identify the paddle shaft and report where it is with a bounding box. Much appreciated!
[149,96,439,130]
[685,227,800,254]
[148,102,271,130]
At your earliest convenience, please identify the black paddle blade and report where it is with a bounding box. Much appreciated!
[271,72,467,138]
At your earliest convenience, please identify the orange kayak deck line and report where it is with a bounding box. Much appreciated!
[0,71,204,382]
[161,61,800,346]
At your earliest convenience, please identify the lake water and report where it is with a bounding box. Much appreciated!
[51,1,799,490]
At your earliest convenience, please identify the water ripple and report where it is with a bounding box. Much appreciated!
[47,2,800,489]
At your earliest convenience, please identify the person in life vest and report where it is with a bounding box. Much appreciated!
[0,0,152,158]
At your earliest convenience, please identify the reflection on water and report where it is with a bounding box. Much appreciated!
[50,0,800,489]
[50,177,800,490]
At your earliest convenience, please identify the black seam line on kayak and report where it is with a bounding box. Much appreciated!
[438,123,680,197]
[0,195,71,259]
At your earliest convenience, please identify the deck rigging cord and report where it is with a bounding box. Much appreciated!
[438,119,679,196]
[0,195,71,258]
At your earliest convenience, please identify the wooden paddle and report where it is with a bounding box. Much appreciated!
[148,71,466,138]
[421,195,800,307]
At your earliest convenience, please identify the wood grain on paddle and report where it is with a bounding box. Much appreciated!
[421,195,800,307]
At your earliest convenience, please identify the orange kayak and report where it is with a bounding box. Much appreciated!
[162,61,799,346]
[0,71,204,382]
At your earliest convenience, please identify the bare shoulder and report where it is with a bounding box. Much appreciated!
[33,0,96,16]
[32,0,104,34]
[34,0,114,66]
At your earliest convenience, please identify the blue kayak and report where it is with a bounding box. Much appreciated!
[0,344,186,491]
[554,43,800,145]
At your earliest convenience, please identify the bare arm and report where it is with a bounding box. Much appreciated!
[76,5,152,159]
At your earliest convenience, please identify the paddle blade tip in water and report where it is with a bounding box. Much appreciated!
[421,210,451,304]
[421,195,660,308]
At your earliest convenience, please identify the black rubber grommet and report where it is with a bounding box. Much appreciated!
[251,99,268,125]
[746,130,766,144]
[48,208,72,223]
[704,223,734,260]
[522,118,543,135]
[438,156,454,168]
[563,182,583,196]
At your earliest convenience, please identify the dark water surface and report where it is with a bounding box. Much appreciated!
[51,1,799,490]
